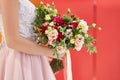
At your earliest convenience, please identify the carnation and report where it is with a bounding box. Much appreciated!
[57,32,65,41]
[41,26,48,35]
[53,16,64,25]
[71,21,78,29]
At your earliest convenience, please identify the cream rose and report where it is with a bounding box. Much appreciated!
[78,20,88,33]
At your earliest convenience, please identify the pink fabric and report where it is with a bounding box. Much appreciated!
[0,47,56,80]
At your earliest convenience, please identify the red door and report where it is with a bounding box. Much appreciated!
[54,0,120,80]
[33,0,120,80]
[96,0,120,80]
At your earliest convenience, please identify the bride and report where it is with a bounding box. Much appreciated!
[0,0,64,80]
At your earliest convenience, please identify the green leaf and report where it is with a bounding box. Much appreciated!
[89,45,97,53]
[67,8,71,14]
[43,37,48,44]
[84,35,96,44]
[63,15,73,23]
[59,27,66,34]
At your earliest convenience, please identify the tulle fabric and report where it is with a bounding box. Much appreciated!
[0,47,56,80]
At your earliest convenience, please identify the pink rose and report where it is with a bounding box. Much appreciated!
[75,36,84,51]
[56,46,65,57]
[48,39,55,45]
[75,43,83,51]
[48,29,58,41]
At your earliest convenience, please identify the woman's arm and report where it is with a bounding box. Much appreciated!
[0,0,54,56]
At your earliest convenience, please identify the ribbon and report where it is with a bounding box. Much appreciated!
[64,50,73,80]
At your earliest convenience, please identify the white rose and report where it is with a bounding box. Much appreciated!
[65,29,73,37]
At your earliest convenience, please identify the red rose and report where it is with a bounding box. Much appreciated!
[41,26,48,35]
[57,32,65,41]
[53,26,58,30]
[71,22,78,29]
[53,16,64,25]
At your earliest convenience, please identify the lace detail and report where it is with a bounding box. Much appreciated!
[0,0,36,47]
[0,14,6,48]
[18,0,36,41]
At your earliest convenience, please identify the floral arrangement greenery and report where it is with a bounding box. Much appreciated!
[32,2,100,72]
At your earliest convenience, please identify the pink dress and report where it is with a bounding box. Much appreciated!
[0,0,56,80]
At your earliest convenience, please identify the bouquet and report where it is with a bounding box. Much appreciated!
[32,2,100,73]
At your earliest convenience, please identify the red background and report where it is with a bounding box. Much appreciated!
[32,0,120,80]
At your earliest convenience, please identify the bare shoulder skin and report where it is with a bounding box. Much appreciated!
[0,0,54,57]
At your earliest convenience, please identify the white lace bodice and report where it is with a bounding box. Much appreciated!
[0,0,36,47]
